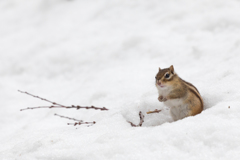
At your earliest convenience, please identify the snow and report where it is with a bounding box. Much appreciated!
[1,0,240,159]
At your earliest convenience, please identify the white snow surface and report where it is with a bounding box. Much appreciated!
[1,0,240,159]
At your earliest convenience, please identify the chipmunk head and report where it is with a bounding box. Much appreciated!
[155,65,176,88]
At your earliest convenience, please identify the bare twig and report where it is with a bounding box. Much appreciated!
[68,121,96,126]
[128,111,145,127]
[18,90,108,111]
[54,113,83,122]
[19,90,108,127]
[20,105,108,111]
[18,90,65,107]
[146,109,162,114]
[20,106,62,111]
[54,113,96,126]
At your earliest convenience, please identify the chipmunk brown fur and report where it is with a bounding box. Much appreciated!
[155,65,203,121]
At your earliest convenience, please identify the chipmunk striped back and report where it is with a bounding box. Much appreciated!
[180,78,204,112]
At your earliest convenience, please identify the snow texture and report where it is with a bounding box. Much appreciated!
[1,0,240,159]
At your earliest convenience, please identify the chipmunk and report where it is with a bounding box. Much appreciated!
[155,65,203,121]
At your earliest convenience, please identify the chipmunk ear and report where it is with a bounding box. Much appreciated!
[169,65,174,74]
[159,67,161,71]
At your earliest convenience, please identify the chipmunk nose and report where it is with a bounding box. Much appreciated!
[157,81,161,85]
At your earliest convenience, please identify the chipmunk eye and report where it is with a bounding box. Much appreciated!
[165,73,170,79]
[155,76,157,79]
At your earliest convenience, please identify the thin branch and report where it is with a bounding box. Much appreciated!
[20,105,108,111]
[128,111,144,127]
[18,90,109,111]
[68,121,96,126]
[146,109,162,114]
[18,90,65,107]
[54,113,96,126]
[20,106,61,111]
[54,113,83,122]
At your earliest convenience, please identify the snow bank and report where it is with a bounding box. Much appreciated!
[1,0,240,159]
